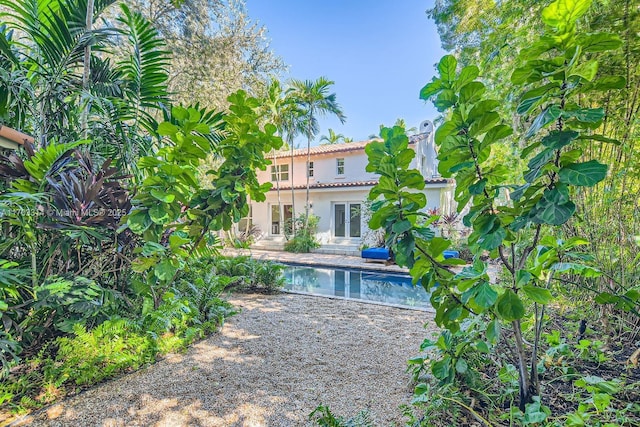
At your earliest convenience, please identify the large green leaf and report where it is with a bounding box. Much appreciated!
[496,290,525,321]
[469,111,500,136]
[558,160,607,186]
[541,0,592,29]
[149,203,171,224]
[127,209,152,233]
[455,65,479,90]
[522,285,553,304]
[512,65,534,84]
[569,60,598,82]
[577,33,623,52]
[459,82,486,104]
[563,108,604,123]
[524,148,554,183]
[438,55,457,83]
[483,125,513,145]
[531,187,576,225]
[434,89,458,112]
[525,105,561,139]
[154,259,177,281]
[469,100,500,121]
[541,130,579,150]
[478,227,506,251]
[474,282,498,309]
[517,96,542,115]
[419,78,443,100]
[150,189,176,203]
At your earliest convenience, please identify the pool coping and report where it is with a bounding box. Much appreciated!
[276,259,412,276]
[223,248,410,274]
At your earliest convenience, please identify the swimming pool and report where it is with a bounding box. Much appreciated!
[282,265,432,310]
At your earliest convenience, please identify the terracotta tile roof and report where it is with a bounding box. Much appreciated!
[271,134,426,159]
[0,125,34,146]
[270,177,452,191]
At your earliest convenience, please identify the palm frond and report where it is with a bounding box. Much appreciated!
[116,3,170,134]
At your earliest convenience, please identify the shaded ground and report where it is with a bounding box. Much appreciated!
[20,293,436,426]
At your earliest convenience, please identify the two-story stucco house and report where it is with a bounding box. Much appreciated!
[244,120,455,255]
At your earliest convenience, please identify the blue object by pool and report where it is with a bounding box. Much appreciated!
[443,250,459,259]
[361,247,390,260]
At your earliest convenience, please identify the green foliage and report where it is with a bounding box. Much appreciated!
[0,255,237,412]
[0,0,170,167]
[429,0,640,342]
[127,98,282,307]
[367,0,626,419]
[309,405,375,427]
[50,319,156,386]
[284,214,321,253]
[31,275,115,334]
[212,256,285,294]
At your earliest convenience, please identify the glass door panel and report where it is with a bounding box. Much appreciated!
[283,204,293,235]
[334,204,346,237]
[271,205,280,234]
[349,203,361,237]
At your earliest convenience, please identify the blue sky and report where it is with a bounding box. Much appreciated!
[246,1,446,146]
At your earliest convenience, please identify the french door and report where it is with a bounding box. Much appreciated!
[334,203,361,238]
[271,204,292,235]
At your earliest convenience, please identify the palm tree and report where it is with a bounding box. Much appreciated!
[260,79,304,235]
[319,128,347,145]
[0,0,170,169]
[289,77,346,229]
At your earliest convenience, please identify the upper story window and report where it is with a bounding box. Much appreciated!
[307,161,314,177]
[336,158,345,175]
[270,164,289,181]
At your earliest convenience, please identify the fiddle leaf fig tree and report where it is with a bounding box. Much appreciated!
[125,91,282,308]
[367,0,623,412]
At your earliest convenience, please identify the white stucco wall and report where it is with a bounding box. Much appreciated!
[257,149,379,188]
[248,184,451,245]
[248,128,453,250]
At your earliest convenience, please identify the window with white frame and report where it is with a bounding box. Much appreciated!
[336,158,345,175]
[270,164,289,181]
[307,161,314,177]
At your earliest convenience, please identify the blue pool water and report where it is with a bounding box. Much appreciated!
[282,265,431,310]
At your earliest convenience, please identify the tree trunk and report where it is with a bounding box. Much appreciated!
[305,134,311,229]
[289,136,296,235]
[272,148,282,235]
[81,0,94,139]
[512,319,538,410]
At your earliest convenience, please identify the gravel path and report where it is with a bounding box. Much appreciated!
[23,293,436,427]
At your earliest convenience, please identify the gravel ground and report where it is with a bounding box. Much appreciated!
[21,293,437,427]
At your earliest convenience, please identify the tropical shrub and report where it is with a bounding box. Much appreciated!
[212,256,285,294]
[125,96,281,307]
[284,214,320,253]
[48,319,156,387]
[309,405,375,427]
[366,0,633,423]
[0,256,236,415]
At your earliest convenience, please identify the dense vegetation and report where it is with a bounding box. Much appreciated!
[360,0,639,425]
[1,0,637,425]
[0,0,289,420]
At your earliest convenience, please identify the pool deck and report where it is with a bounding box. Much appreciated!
[222,248,410,274]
